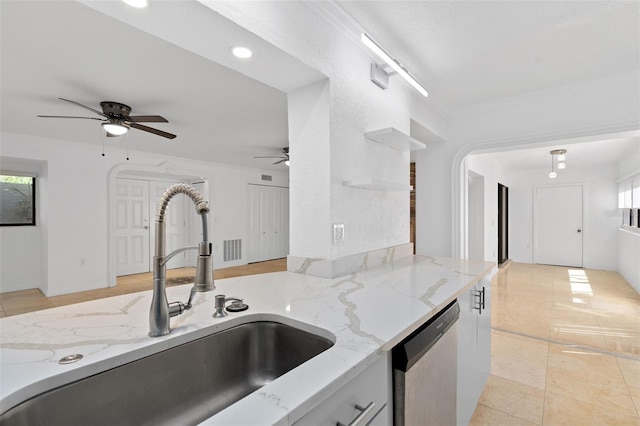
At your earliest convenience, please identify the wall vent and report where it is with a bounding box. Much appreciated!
[261,174,272,182]
[223,239,242,261]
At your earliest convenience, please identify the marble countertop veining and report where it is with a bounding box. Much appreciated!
[0,255,495,425]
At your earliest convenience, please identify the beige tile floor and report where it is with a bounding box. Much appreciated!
[471,262,640,425]
[1,259,639,425]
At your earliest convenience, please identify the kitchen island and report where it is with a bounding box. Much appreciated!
[0,255,495,425]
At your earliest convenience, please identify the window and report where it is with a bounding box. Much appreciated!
[618,173,640,233]
[0,175,36,226]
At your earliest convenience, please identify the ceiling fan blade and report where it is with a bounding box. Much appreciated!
[129,122,176,139]
[273,158,288,165]
[37,115,105,120]
[58,98,107,117]
[127,115,168,123]
[253,155,286,159]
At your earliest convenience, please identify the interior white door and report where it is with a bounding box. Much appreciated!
[247,185,289,263]
[115,179,150,276]
[535,185,583,267]
[149,181,186,270]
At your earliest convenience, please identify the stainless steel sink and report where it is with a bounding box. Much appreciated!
[1,321,334,426]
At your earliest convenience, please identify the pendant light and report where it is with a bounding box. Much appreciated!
[548,149,567,179]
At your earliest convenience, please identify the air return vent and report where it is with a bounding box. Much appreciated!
[261,174,272,182]
[223,239,242,261]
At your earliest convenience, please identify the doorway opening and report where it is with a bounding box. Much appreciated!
[410,162,416,254]
[498,183,509,265]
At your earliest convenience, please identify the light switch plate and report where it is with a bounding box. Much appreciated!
[333,224,345,244]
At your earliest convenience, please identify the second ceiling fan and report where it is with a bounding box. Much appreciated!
[254,147,290,165]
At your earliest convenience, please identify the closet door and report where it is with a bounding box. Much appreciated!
[247,184,289,263]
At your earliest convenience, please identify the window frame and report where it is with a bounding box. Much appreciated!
[0,175,36,226]
[618,173,640,235]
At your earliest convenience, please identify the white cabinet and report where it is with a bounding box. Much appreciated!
[295,352,392,426]
[457,274,492,426]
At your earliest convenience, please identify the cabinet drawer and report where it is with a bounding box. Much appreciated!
[295,352,391,426]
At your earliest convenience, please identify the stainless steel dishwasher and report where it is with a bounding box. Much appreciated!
[392,299,460,426]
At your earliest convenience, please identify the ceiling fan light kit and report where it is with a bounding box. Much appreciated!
[102,120,129,136]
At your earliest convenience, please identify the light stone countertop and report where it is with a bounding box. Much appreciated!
[0,255,495,425]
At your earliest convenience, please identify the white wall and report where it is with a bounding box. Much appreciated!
[0,131,288,295]
[618,229,640,292]
[465,155,508,263]
[504,163,620,271]
[0,157,46,292]
[288,79,331,259]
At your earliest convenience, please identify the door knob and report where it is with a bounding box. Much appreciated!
[577,229,582,233]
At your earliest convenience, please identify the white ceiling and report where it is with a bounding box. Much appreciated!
[1,1,639,172]
[0,0,324,171]
[338,0,640,110]
[471,136,640,171]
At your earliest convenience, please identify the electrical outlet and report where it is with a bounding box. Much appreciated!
[333,224,345,244]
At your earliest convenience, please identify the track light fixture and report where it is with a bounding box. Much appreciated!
[361,33,429,98]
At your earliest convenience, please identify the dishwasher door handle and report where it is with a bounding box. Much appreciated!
[337,401,376,426]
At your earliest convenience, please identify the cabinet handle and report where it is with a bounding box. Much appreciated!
[474,289,482,314]
[337,401,376,426]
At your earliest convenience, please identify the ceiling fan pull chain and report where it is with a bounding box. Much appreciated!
[101,139,105,157]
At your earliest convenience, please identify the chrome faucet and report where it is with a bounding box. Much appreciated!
[149,183,215,337]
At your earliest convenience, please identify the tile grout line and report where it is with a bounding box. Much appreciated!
[492,326,640,362]
[615,357,640,419]
[476,401,539,425]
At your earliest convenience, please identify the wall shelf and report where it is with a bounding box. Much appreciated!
[343,178,413,192]
[365,127,426,152]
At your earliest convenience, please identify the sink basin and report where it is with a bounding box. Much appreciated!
[1,321,334,426]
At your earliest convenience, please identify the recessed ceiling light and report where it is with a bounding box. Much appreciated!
[123,0,148,8]
[231,46,253,59]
